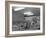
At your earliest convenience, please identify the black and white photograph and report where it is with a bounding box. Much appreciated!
[5,1,45,37]
[12,7,40,31]
[9,4,43,34]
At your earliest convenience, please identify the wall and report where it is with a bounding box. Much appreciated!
[0,0,46,38]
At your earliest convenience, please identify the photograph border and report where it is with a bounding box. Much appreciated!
[10,4,43,34]
[5,1,45,37]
